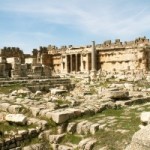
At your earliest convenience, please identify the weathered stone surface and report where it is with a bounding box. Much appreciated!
[51,111,70,124]
[46,102,58,110]
[51,89,67,95]
[38,129,52,140]
[23,143,44,150]
[124,83,134,91]
[8,105,22,113]
[110,91,129,100]
[82,122,93,135]
[126,124,150,150]
[76,121,88,134]
[140,112,150,124]
[49,134,65,144]
[67,122,77,134]
[58,144,73,150]
[84,139,97,150]
[35,90,42,96]
[78,138,96,150]
[0,103,11,111]
[10,90,18,96]
[90,123,99,135]
[51,108,81,124]
[30,107,41,117]
[5,114,27,125]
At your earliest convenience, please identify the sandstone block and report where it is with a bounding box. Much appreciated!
[51,89,67,95]
[49,134,65,144]
[8,105,22,113]
[67,122,77,134]
[84,139,97,150]
[78,138,93,150]
[46,102,57,110]
[23,143,43,150]
[58,145,73,150]
[140,112,150,125]
[51,111,70,124]
[5,114,27,125]
[76,121,88,134]
[30,107,41,117]
[0,103,10,111]
[110,91,129,100]
[10,90,18,96]
[125,124,150,150]
[90,123,99,135]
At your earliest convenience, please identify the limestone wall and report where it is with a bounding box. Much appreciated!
[96,43,150,72]
[25,57,34,64]
[0,47,25,63]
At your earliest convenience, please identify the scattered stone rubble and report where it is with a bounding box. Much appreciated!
[0,71,150,149]
[126,111,150,150]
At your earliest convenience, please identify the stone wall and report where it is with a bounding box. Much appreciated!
[0,47,25,63]
[1,37,150,78]
[98,47,146,72]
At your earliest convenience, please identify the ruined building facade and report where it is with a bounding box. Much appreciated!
[0,37,150,78]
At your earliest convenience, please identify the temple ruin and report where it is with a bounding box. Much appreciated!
[0,36,150,78]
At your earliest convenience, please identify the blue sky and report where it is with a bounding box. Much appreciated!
[0,0,150,53]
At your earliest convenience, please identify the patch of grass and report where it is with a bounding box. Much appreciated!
[61,134,82,144]
[72,106,143,150]
[0,121,36,139]
[93,129,129,150]
[39,117,57,128]
[101,108,124,117]
[56,99,71,106]
[21,137,39,147]
[0,83,24,94]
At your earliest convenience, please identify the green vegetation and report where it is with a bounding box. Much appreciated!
[0,121,36,139]
[73,104,148,150]
[56,99,71,106]
[0,83,24,94]
[61,134,82,144]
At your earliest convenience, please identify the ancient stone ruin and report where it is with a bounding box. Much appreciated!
[0,36,150,79]
[0,37,150,149]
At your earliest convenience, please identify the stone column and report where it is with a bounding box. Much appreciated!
[86,53,90,72]
[70,55,72,73]
[90,41,96,79]
[75,54,78,72]
[80,54,83,72]
[60,56,63,73]
[91,41,96,71]
[65,55,68,73]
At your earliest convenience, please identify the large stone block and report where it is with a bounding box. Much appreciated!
[140,112,150,125]
[8,105,23,113]
[50,89,67,95]
[51,109,81,124]
[51,111,70,124]
[110,91,129,100]
[5,114,27,125]
[125,124,150,150]
[0,103,11,111]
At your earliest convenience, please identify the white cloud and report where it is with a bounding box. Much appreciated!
[0,0,150,50]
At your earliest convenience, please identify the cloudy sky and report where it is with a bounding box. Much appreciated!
[0,0,150,53]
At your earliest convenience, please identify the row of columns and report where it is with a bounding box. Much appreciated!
[61,41,96,74]
[67,54,81,73]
